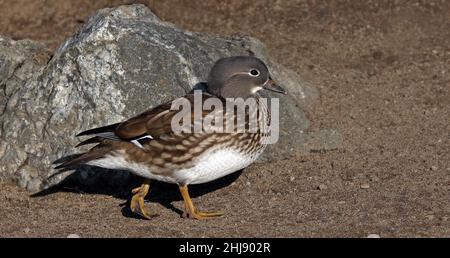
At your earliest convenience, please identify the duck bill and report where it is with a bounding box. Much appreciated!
[263,79,287,95]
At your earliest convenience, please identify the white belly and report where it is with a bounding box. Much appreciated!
[173,148,261,185]
[87,148,262,185]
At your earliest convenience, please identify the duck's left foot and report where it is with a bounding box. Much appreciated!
[130,180,158,219]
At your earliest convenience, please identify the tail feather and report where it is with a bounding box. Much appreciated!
[76,123,120,137]
[54,144,113,169]
[56,122,121,170]
[75,136,101,147]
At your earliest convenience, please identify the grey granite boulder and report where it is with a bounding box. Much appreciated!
[0,4,340,192]
[0,37,52,191]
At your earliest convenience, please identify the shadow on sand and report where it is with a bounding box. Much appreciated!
[31,164,243,219]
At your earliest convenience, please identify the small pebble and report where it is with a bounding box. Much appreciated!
[425,215,435,220]
[297,211,308,217]
[369,175,380,182]
[23,228,31,234]
[337,201,346,205]
[317,184,328,190]
[431,166,438,171]
[367,234,381,238]
[67,234,80,238]
[246,181,251,186]
[360,183,370,189]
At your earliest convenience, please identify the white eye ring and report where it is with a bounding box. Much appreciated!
[249,69,260,77]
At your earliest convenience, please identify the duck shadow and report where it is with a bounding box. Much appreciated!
[31,164,243,219]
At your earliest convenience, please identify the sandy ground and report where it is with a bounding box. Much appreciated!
[0,0,449,237]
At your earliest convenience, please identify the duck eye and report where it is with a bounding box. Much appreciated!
[249,69,260,77]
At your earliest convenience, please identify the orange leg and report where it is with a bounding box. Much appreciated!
[130,179,158,219]
[179,185,223,220]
